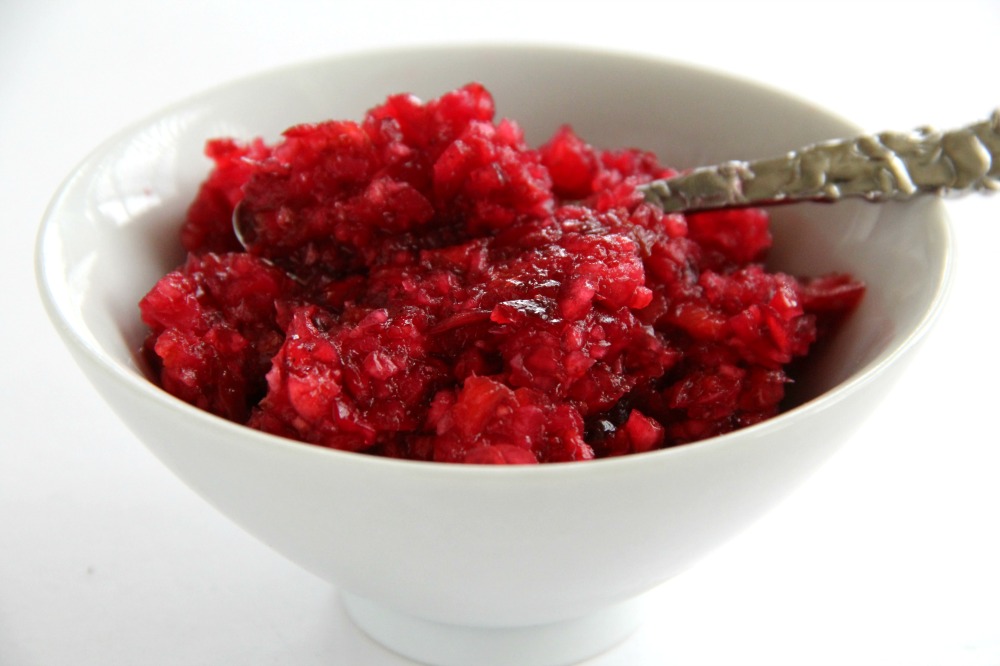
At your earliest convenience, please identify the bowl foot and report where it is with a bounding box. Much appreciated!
[341,592,643,666]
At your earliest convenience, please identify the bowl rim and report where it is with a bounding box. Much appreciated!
[34,42,957,479]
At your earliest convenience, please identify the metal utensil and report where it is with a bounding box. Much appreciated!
[640,110,1000,213]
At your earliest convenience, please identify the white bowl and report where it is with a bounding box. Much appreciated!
[36,45,952,666]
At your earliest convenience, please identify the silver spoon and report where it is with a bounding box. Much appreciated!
[639,110,1000,213]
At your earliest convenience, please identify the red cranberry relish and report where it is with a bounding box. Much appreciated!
[140,84,864,464]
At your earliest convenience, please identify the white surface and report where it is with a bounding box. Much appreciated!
[3,1,998,665]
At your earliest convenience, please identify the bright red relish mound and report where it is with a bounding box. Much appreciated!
[139,83,865,464]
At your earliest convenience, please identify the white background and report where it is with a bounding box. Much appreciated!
[3,1,999,664]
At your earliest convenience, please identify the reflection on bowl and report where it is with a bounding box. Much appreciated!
[36,45,952,666]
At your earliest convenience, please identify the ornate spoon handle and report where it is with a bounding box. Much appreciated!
[640,110,1000,213]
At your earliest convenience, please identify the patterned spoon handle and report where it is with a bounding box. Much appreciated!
[639,110,1000,213]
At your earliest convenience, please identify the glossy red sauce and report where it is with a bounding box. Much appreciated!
[140,84,864,463]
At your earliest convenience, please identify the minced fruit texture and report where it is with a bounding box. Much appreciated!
[139,83,865,464]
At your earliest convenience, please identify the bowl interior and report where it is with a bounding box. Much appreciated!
[37,44,951,441]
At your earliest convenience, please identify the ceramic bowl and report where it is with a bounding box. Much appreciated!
[36,45,953,666]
